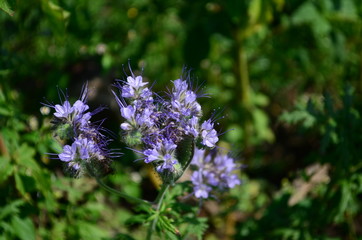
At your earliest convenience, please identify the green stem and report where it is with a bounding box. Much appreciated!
[95,176,151,206]
[235,28,252,149]
[85,163,150,206]
[146,183,170,240]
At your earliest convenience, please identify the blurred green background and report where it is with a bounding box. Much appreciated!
[1,0,362,239]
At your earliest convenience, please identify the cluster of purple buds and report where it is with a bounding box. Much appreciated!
[113,69,219,184]
[190,148,241,199]
[47,84,113,178]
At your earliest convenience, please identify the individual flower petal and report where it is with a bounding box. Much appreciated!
[54,101,73,118]
[173,79,188,93]
[184,91,196,105]
[201,119,213,131]
[121,85,135,98]
[136,108,154,127]
[127,76,147,89]
[201,129,218,148]
[73,100,89,114]
[143,148,159,163]
[77,112,91,127]
[121,105,135,120]
[121,122,132,130]
[59,143,77,162]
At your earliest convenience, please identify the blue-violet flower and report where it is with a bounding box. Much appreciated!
[190,148,241,199]
[113,68,219,183]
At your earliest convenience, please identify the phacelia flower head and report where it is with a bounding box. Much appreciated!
[46,83,117,178]
[55,85,90,121]
[113,66,220,184]
[190,148,241,199]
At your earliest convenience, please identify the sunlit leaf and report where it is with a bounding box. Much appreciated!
[292,2,331,35]
[41,0,70,35]
[0,156,13,183]
[0,0,14,16]
[14,172,26,197]
[249,0,262,24]
[77,221,109,240]
[0,200,24,220]
[11,216,35,240]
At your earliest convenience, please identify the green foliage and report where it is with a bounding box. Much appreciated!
[0,0,14,16]
[1,0,362,239]
[280,95,318,129]
[160,183,209,240]
[0,85,51,239]
[237,86,362,239]
[0,83,144,239]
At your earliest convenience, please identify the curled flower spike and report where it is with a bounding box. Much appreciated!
[46,83,117,178]
[169,78,202,119]
[113,67,219,184]
[190,148,241,199]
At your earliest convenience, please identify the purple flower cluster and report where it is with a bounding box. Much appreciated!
[46,65,240,200]
[48,84,113,177]
[190,148,241,199]
[113,69,219,183]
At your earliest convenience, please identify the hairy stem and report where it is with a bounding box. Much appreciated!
[235,28,252,150]
[95,176,151,206]
[146,183,170,240]
[85,163,150,206]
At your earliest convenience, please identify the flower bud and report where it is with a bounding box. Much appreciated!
[54,122,74,142]
[124,129,142,146]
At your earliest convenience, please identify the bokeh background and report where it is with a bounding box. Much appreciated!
[1,0,362,239]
